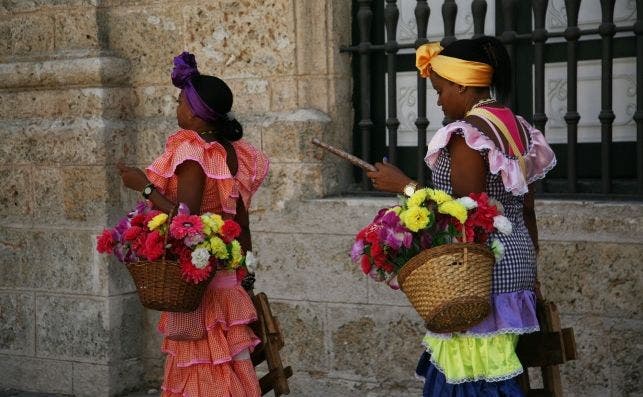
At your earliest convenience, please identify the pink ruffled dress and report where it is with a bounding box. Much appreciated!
[145,129,270,397]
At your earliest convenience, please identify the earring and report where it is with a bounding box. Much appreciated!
[458,86,466,94]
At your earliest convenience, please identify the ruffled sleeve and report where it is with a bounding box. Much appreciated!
[146,129,233,180]
[145,129,270,214]
[231,139,270,209]
[424,119,556,196]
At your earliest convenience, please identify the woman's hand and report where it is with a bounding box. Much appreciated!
[366,161,414,193]
[117,162,149,192]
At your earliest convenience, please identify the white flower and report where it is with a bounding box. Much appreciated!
[490,239,505,262]
[184,233,204,246]
[488,198,505,214]
[245,251,258,273]
[191,247,210,269]
[493,215,513,235]
[456,196,477,210]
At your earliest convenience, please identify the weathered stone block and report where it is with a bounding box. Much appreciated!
[27,230,96,293]
[252,197,392,235]
[251,163,325,211]
[327,303,424,384]
[35,295,109,362]
[328,0,352,78]
[539,241,643,319]
[253,232,368,303]
[8,14,55,55]
[226,78,271,114]
[32,166,117,225]
[182,1,296,78]
[54,10,100,51]
[287,371,423,397]
[0,356,72,394]
[0,227,31,288]
[103,7,183,85]
[298,77,329,113]
[537,200,643,244]
[0,167,31,223]
[558,315,611,396]
[131,85,177,119]
[0,0,98,13]
[0,292,35,355]
[269,77,298,112]
[268,300,326,373]
[261,110,330,162]
[0,22,11,57]
[72,358,144,397]
[608,318,643,396]
[0,118,128,165]
[0,88,133,119]
[0,57,130,90]
[108,295,145,360]
[295,0,328,76]
[130,117,175,165]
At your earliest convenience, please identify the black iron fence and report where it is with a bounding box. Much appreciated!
[342,0,642,199]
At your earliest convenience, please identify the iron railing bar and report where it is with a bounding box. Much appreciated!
[599,0,616,194]
[415,0,430,186]
[635,1,643,196]
[385,0,400,165]
[564,0,581,194]
[357,0,374,189]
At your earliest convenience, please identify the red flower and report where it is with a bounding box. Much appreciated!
[142,230,165,260]
[96,229,115,253]
[130,214,147,228]
[220,219,242,243]
[170,214,204,239]
[180,255,213,284]
[123,226,147,253]
[360,255,372,274]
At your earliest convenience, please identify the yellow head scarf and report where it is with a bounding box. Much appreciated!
[416,42,494,87]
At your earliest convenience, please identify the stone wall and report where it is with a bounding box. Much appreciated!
[0,1,641,397]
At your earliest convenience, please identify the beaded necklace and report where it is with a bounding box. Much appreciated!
[469,97,496,111]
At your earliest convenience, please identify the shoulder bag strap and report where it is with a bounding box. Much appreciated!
[466,107,527,178]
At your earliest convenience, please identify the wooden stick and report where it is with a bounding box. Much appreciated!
[311,138,377,172]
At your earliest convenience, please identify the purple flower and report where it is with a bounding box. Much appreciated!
[378,211,412,250]
[350,240,365,262]
[177,202,190,215]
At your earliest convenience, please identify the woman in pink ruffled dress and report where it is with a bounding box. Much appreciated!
[118,52,269,397]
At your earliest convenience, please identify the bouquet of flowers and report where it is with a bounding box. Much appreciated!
[351,188,512,289]
[96,202,247,284]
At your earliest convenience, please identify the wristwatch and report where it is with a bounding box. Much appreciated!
[403,181,418,197]
[142,183,155,199]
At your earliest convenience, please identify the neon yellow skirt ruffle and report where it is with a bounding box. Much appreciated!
[422,332,523,384]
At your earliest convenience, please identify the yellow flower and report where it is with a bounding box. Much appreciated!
[407,189,428,208]
[147,213,168,230]
[438,200,468,224]
[201,213,224,236]
[209,236,229,259]
[426,188,453,205]
[229,240,243,268]
[387,206,402,215]
[400,206,431,232]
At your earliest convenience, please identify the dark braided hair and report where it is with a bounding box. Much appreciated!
[439,36,512,104]
[192,75,243,141]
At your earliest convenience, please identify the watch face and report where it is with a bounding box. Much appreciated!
[144,187,152,195]
[404,186,415,196]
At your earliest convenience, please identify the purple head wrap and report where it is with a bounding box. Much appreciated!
[172,51,222,123]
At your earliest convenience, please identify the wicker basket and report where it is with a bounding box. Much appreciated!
[126,260,214,312]
[397,243,494,333]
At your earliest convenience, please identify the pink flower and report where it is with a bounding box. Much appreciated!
[170,214,204,239]
[96,229,115,254]
[142,230,165,260]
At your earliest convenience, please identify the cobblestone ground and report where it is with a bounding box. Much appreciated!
[0,390,160,397]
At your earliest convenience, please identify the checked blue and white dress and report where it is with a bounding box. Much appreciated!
[415,106,556,397]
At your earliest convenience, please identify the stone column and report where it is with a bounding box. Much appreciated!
[0,2,144,395]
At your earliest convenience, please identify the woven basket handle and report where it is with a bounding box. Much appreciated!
[161,207,176,262]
